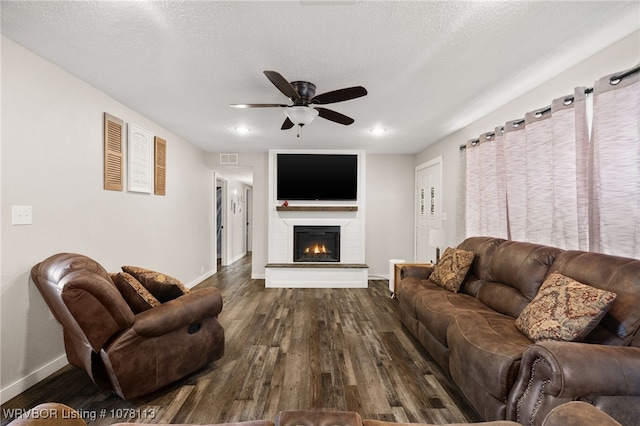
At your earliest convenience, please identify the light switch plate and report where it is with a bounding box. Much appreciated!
[12,205,33,225]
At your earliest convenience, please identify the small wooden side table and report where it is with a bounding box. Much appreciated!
[392,263,434,299]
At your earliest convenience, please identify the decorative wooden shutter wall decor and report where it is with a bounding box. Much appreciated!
[104,113,124,191]
[154,136,167,195]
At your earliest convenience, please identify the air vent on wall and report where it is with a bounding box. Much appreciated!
[220,153,239,165]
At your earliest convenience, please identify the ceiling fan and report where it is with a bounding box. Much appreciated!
[231,70,367,136]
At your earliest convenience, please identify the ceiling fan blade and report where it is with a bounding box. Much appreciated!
[263,70,300,100]
[315,107,355,125]
[230,103,288,108]
[281,117,295,130]
[311,86,367,105]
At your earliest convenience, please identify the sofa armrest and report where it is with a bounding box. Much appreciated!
[396,263,434,281]
[522,341,640,397]
[132,287,223,337]
[540,401,622,426]
[507,341,640,424]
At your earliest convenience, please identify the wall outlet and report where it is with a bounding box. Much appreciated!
[12,205,32,225]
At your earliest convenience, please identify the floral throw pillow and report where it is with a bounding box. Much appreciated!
[428,247,475,293]
[515,272,617,342]
[110,272,161,313]
[121,266,190,303]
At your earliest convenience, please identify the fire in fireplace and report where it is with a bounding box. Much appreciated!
[294,226,340,262]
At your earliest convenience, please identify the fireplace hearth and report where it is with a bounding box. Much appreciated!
[294,226,340,262]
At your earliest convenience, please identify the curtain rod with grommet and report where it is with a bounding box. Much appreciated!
[609,64,640,85]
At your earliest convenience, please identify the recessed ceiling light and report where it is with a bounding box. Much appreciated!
[370,127,386,135]
[235,126,250,134]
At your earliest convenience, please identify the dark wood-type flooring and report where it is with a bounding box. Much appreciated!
[1,255,480,425]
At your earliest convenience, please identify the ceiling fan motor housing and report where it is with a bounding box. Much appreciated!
[290,81,316,104]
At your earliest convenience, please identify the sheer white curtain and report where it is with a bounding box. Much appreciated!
[590,65,640,258]
[456,145,468,243]
[462,64,639,255]
[549,89,590,250]
[465,89,590,250]
[503,119,528,241]
[464,129,508,239]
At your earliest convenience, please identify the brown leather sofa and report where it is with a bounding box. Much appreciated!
[30,253,225,400]
[397,237,640,426]
[5,403,622,426]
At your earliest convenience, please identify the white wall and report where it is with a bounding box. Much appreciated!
[1,37,216,401]
[365,154,415,278]
[415,30,640,249]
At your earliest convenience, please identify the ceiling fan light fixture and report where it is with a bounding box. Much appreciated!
[370,127,387,135]
[235,126,250,134]
[284,106,319,126]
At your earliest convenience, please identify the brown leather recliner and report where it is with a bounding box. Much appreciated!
[30,253,225,400]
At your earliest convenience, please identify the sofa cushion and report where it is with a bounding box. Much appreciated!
[415,287,496,347]
[481,241,562,318]
[121,266,190,303]
[456,237,507,296]
[428,247,475,292]
[448,311,532,412]
[110,272,161,313]
[515,272,617,342]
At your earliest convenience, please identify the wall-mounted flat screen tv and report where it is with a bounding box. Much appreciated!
[277,153,358,201]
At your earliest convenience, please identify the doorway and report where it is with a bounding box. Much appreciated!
[245,187,253,253]
[216,178,228,267]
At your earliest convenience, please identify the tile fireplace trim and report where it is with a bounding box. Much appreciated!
[266,263,368,268]
[276,206,358,212]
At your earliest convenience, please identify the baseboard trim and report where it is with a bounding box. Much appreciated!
[188,269,216,288]
[1,354,68,402]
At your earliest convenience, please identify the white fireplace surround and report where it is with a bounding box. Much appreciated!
[265,149,368,288]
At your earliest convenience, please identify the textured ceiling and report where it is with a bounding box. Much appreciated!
[2,1,639,157]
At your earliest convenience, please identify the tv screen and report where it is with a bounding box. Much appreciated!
[277,154,358,201]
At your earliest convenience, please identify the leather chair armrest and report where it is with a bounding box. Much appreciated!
[132,287,223,337]
[275,410,362,426]
[6,403,87,426]
[397,263,434,281]
[540,401,622,426]
[113,421,274,426]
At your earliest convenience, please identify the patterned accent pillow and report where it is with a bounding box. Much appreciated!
[121,266,190,303]
[515,272,617,342]
[428,247,475,293]
[110,272,161,313]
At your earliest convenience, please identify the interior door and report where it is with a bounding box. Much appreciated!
[245,187,253,253]
[415,157,443,263]
[216,186,223,261]
[216,178,228,266]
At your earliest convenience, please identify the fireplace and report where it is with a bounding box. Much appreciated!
[294,226,340,262]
